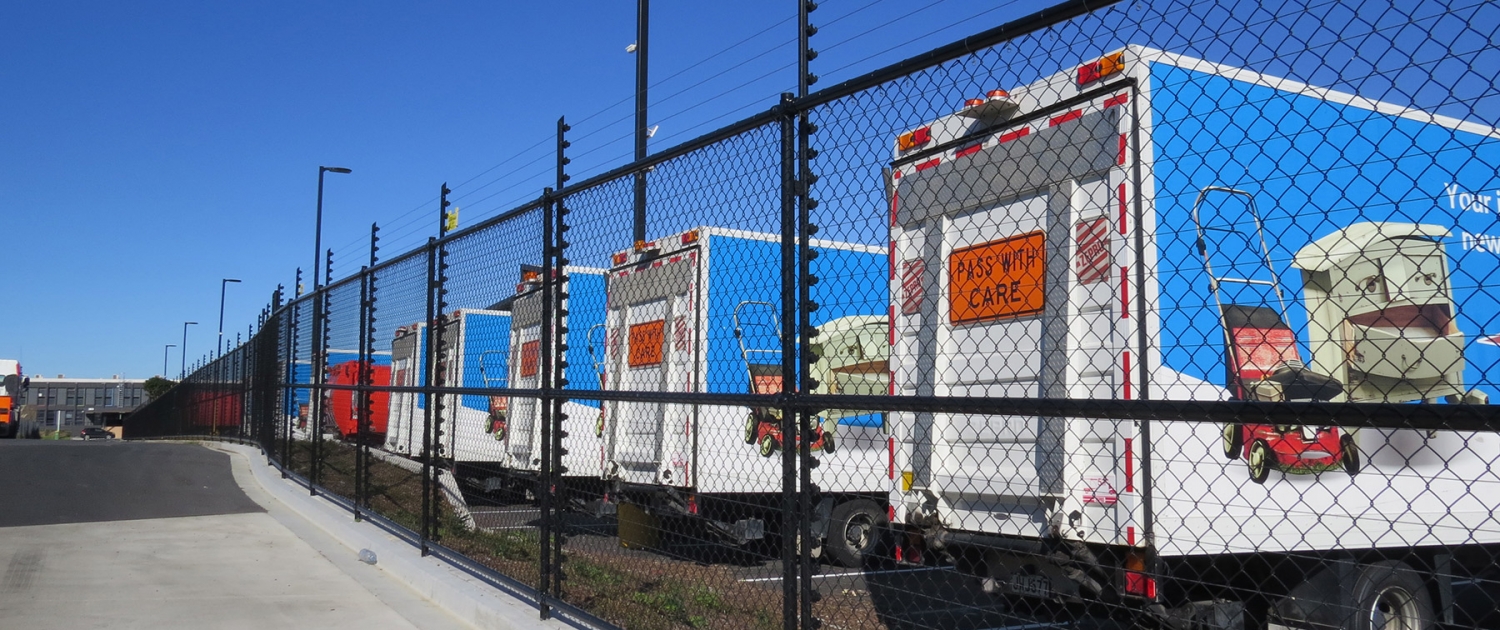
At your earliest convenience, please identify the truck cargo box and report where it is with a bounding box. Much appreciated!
[887,44,1500,570]
[497,266,608,483]
[385,309,512,466]
[601,227,889,496]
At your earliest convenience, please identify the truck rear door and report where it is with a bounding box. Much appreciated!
[507,291,544,470]
[388,326,423,455]
[604,249,700,487]
[894,95,1136,541]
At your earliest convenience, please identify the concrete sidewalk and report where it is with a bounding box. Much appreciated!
[0,441,560,629]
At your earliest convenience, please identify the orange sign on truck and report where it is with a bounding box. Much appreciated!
[947,231,1047,324]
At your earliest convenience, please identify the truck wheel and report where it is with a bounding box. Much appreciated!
[1247,439,1272,485]
[1222,424,1243,460]
[595,412,605,438]
[821,432,835,454]
[745,412,758,444]
[827,499,887,568]
[1350,560,1433,630]
[1341,434,1360,476]
[759,434,777,457]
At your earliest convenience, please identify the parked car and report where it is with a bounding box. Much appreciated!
[79,427,113,440]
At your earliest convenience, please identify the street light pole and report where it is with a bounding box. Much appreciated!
[181,322,198,379]
[164,344,176,378]
[313,166,353,289]
[218,278,242,356]
[632,0,649,243]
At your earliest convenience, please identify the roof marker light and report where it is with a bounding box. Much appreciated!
[958,89,1019,120]
[612,252,629,266]
[897,126,932,151]
[681,230,700,245]
[1078,51,1126,85]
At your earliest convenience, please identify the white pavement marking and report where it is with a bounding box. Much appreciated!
[738,565,953,583]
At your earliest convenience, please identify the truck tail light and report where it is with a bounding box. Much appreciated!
[1078,51,1126,84]
[686,494,699,515]
[897,126,932,151]
[1122,550,1157,599]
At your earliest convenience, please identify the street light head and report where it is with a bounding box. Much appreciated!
[185,321,198,325]
[225,278,241,283]
[322,166,352,174]
[626,42,638,53]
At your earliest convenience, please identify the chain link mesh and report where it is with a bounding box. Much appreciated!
[123,1,1500,627]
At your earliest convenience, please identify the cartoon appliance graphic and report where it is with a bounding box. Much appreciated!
[1193,187,1353,484]
[1292,222,1486,406]
[807,315,889,436]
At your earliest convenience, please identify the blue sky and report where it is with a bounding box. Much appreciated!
[0,0,1053,379]
[2,0,1492,380]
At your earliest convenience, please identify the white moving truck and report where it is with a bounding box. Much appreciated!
[385,309,514,493]
[496,265,609,506]
[886,45,1500,628]
[601,227,892,566]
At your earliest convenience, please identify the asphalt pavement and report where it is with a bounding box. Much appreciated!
[0,440,473,629]
[0,440,261,527]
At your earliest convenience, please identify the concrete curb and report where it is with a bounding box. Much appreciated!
[205,441,563,630]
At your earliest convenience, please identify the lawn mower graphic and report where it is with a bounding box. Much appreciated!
[479,350,508,441]
[586,323,608,438]
[1193,187,1353,484]
[734,301,833,457]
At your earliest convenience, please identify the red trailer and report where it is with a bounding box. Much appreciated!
[327,360,391,442]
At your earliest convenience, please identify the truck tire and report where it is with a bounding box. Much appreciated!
[1223,424,1243,459]
[821,432,835,454]
[827,499,887,568]
[1349,560,1433,630]
[759,434,777,457]
[1247,439,1272,485]
[745,412,758,444]
[1341,434,1360,476]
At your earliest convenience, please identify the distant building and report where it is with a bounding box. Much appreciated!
[20,376,147,437]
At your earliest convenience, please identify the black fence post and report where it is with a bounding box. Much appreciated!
[265,287,284,463]
[362,223,380,515]
[356,263,370,522]
[421,236,437,556]
[552,116,572,605]
[540,186,556,620]
[284,268,301,479]
[796,2,821,623]
[777,91,800,630]
[433,222,451,546]
[310,249,333,496]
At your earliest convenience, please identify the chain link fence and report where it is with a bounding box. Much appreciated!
[126,0,1500,627]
